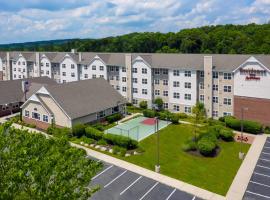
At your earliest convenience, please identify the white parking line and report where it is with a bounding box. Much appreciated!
[260,158,270,162]
[257,165,270,170]
[265,146,270,149]
[192,196,196,200]
[246,191,270,199]
[104,170,127,188]
[254,172,270,178]
[250,181,270,188]
[165,188,176,200]
[263,152,270,155]
[120,176,142,195]
[139,182,159,200]
[92,165,113,180]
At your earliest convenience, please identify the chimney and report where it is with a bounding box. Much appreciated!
[71,49,77,54]
[6,52,11,80]
[203,56,213,118]
[35,52,40,77]
[79,52,82,62]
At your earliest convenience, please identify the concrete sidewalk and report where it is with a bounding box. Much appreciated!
[226,134,268,200]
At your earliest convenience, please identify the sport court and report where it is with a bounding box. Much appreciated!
[105,116,170,141]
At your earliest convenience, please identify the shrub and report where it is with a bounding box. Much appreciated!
[154,97,164,110]
[112,146,122,154]
[170,113,180,124]
[198,137,216,156]
[225,116,262,134]
[47,127,72,138]
[182,139,197,151]
[126,102,132,106]
[219,129,234,141]
[120,148,127,157]
[265,126,270,134]
[85,126,103,140]
[219,116,225,122]
[80,136,95,144]
[143,109,156,118]
[106,113,122,123]
[103,134,138,150]
[157,111,171,121]
[97,139,107,145]
[178,113,188,119]
[139,101,148,109]
[92,123,105,131]
[72,123,86,137]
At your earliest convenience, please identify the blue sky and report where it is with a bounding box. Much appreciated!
[0,0,269,44]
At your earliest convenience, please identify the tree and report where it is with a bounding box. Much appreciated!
[192,102,206,140]
[154,98,164,111]
[139,101,148,109]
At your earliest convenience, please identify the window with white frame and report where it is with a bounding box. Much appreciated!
[212,111,218,117]
[110,76,114,80]
[71,72,75,77]
[71,64,75,69]
[199,95,204,103]
[122,67,126,72]
[173,92,180,99]
[142,78,147,84]
[32,112,40,120]
[92,65,96,70]
[122,77,126,82]
[163,91,168,96]
[173,81,180,87]
[200,71,204,78]
[14,68,16,71]
[173,105,180,111]
[224,73,232,80]
[213,71,218,79]
[199,82,204,90]
[213,96,218,103]
[133,88,138,93]
[154,69,160,75]
[41,63,44,67]
[132,78,137,83]
[142,68,147,74]
[163,79,168,86]
[62,64,66,68]
[46,63,49,67]
[14,74,16,78]
[100,66,104,71]
[163,103,168,109]
[122,87,127,92]
[154,79,160,85]
[184,82,191,89]
[173,70,180,76]
[132,99,138,105]
[223,112,232,116]
[224,85,232,92]
[84,65,88,70]
[100,75,104,78]
[163,69,168,75]
[41,70,44,75]
[155,90,160,96]
[92,74,96,78]
[116,86,120,90]
[110,67,114,72]
[62,72,66,76]
[22,62,25,65]
[25,110,29,117]
[184,94,191,100]
[43,115,49,122]
[46,71,49,75]
[184,71,191,77]
[132,68,137,73]
[142,89,148,95]
[84,74,88,79]
[213,84,218,91]
[223,98,232,105]
[184,106,191,113]
[116,76,119,81]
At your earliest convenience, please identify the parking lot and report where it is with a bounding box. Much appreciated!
[243,137,270,200]
[88,158,201,200]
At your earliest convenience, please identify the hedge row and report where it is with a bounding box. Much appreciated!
[103,134,138,150]
[106,113,122,123]
[142,110,181,124]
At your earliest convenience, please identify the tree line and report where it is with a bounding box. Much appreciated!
[1,23,270,54]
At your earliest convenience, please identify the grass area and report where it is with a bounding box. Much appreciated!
[120,123,250,195]
[127,106,143,113]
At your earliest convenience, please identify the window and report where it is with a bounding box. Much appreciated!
[142,78,147,84]
[92,74,96,78]
[22,62,25,65]
[199,95,204,103]
[184,106,191,113]
[224,85,232,92]
[98,111,105,119]
[154,79,160,85]
[19,75,21,79]
[185,71,191,77]
[154,69,160,75]
[199,82,204,90]
[173,92,180,99]
[155,90,160,96]
[133,88,138,93]
[163,69,168,75]
[163,91,168,96]
[132,78,137,83]
[71,64,75,69]
[116,86,120,90]
[18,61,21,65]
[212,111,218,117]
[185,82,191,89]
[22,69,25,73]
[32,112,40,120]
[142,89,148,95]
[100,75,104,78]
[122,67,126,72]
[223,112,232,116]
[46,63,49,67]
[224,98,232,105]
[62,80,66,83]
[184,94,191,100]
[110,76,114,80]
[122,87,127,92]
[213,71,218,79]
[213,84,218,91]
[200,71,204,78]
[132,99,138,105]
[18,68,21,72]
[163,103,168,109]
[132,68,137,73]
[110,67,114,72]
[14,68,16,71]
[46,71,49,75]
[71,72,75,77]
[62,64,66,68]
[100,66,104,71]
[92,65,96,70]
[41,63,44,67]
[163,80,168,86]
[25,110,29,117]
[173,81,180,87]
[14,74,16,78]
[213,96,218,103]
[43,115,48,122]
[173,70,180,76]
[173,105,180,111]
[122,77,126,82]
[62,72,66,76]
[84,74,88,79]
[224,73,232,80]
[84,65,88,70]
[116,67,119,72]
[116,76,119,81]
[142,68,147,74]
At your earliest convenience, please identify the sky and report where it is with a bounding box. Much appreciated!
[0,0,269,44]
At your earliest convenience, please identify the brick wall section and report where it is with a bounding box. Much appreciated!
[234,96,270,126]
[23,117,51,130]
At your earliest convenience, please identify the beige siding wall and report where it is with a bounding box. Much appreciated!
[204,56,213,117]
[72,113,97,126]
[22,101,50,122]
[125,54,132,102]
[38,94,72,128]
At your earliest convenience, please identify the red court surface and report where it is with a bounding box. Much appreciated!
[141,118,157,125]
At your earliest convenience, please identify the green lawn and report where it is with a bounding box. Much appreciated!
[121,123,250,195]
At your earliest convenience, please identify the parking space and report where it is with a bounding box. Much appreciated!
[88,159,201,200]
[243,137,270,200]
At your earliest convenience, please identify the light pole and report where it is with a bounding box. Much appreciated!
[239,107,248,160]
[116,101,120,125]
[152,103,160,173]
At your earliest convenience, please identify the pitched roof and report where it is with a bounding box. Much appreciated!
[44,78,127,119]
[0,77,56,105]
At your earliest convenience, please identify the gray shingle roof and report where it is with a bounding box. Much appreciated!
[0,77,56,105]
[45,78,127,119]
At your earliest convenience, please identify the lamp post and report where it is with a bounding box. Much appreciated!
[152,103,160,173]
[116,101,120,125]
[239,107,248,160]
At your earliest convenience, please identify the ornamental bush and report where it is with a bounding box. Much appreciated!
[219,129,234,141]
[72,123,86,137]
[170,113,180,124]
[106,113,122,123]
[139,101,148,109]
[178,113,188,119]
[197,137,216,156]
[225,116,262,134]
[102,134,138,150]
[143,109,156,118]
[85,126,103,140]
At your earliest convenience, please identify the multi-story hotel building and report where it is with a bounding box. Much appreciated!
[0,51,269,125]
